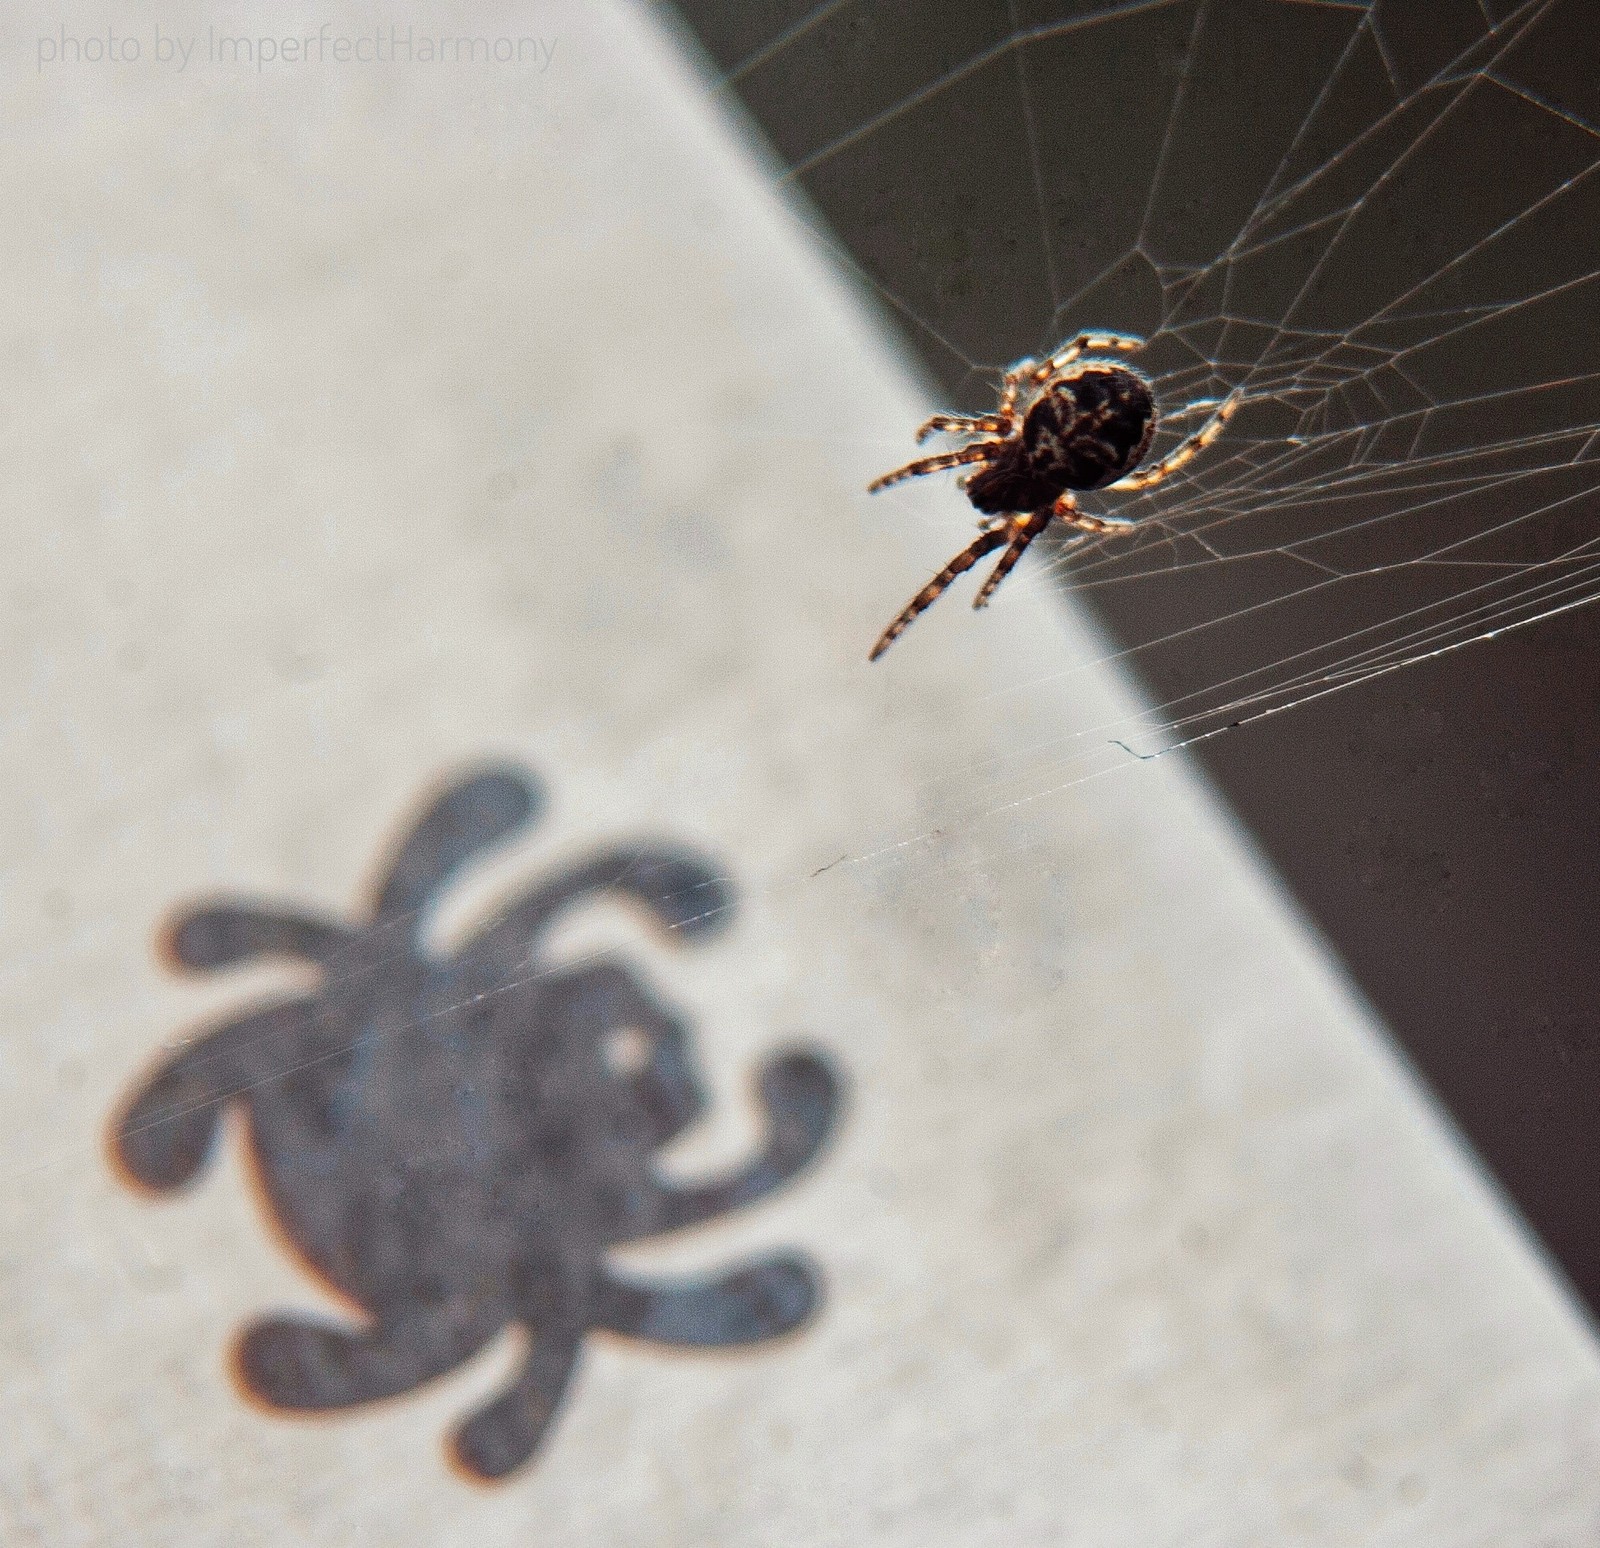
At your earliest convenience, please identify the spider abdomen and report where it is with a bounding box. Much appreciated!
[966,365,1156,514]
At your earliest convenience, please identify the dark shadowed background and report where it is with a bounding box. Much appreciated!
[666,0,1600,1313]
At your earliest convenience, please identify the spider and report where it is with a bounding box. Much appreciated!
[866,331,1238,660]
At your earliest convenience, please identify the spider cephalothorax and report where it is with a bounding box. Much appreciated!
[112,766,840,1481]
[867,331,1238,659]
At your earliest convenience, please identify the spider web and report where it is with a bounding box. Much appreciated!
[685,0,1600,824]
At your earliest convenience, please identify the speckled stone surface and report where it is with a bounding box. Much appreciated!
[3,2,1598,1543]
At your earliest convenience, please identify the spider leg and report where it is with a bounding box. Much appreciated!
[971,493,1142,617]
[929,364,1033,437]
[1108,392,1239,492]
[868,527,1010,660]
[914,413,1007,444]
[867,442,999,494]
[1060,498,1136,535]
[995,368,1028,421]
[1028,331,1144,385]
[987,338,1140,427]
[1161,395,1226,422]
[971,508,1054,611]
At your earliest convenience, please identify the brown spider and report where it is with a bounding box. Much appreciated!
[866,331,1238,660]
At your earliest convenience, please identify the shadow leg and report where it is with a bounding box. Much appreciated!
[449,1325,584,1480]
[235,1312,489,1411]
[594,1257,818,1348]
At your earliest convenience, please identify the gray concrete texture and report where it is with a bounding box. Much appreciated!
[2,1,1599,1542]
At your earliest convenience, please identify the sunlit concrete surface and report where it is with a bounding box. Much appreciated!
[3,1,1599,1543]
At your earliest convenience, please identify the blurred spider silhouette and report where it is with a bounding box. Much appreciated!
[867,331,1238,659]
[112,766,840,1480]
